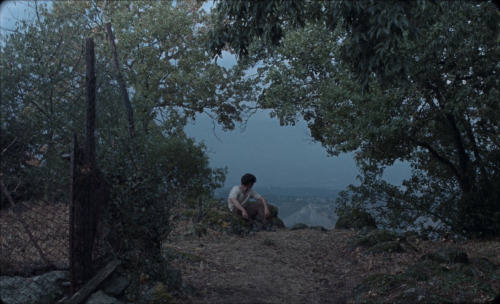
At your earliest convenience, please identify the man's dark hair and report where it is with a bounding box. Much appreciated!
[241,173,257,186]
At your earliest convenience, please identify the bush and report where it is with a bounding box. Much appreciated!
[335,207,377,230]
[100,130,226,284]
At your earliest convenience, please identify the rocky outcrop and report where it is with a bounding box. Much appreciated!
[0,265,181,304]
[347,229,416,254]
[85,290,125,304]
[0,270,69,304]
[187,202,285,236]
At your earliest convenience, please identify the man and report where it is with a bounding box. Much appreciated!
[228,173,276,232]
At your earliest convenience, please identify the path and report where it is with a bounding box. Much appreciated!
[168,228,419,304]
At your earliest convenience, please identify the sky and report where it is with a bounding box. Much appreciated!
[185,110,363,190]
[1,0,411,191]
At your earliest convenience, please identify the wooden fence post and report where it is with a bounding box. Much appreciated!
[70,37,98,293]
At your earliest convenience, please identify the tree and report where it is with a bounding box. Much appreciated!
[209,0,431,91]
[1,0,237,202]
[209,1,500,236]
[0,0,230,283]
[1,1,89,201]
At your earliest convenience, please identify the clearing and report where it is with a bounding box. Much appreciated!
[167,227,500,304]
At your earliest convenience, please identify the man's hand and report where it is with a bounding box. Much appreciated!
[241,209,249,219]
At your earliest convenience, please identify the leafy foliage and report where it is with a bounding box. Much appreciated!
[0,0,231,277]
[209,1,500,237]
[209,0,429,90]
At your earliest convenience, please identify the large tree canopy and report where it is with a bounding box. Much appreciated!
[1,0,233,266]
[1,0,238,200]
[209,0,434,90]
[209,0,500,236]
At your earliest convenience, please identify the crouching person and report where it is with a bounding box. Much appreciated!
[228,173,276,232]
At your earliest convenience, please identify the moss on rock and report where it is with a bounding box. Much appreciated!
[192,202,284,235]
[291,223,308,230]
[352,229,402,247]
[149,283,177,304]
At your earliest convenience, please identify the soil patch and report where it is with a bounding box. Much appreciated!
[168,228,428,304]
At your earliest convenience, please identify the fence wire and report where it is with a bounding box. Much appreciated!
[0,200,69,276]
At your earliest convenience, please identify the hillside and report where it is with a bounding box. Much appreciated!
[167,226,500,304]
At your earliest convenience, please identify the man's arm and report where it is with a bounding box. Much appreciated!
[230,198,248,219]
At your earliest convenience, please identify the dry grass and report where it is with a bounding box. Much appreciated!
[2,202,498,303]
[168,227,500,304]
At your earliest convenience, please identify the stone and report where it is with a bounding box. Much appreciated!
[309,226,328,231]
[0,270,69,304]
[99,275,130,297]
[141,282,177,304]
[394,287,444,304]
[85,290,124,304]
[291,223,308,230]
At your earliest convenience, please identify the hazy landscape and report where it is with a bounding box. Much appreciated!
[215,187,340,229]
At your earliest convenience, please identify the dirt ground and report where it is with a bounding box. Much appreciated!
[167,227,429,304]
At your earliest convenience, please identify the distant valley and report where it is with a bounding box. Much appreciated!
[214,187,340,229]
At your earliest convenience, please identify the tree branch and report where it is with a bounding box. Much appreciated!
[414,140,461,181]
[106,22,137,156]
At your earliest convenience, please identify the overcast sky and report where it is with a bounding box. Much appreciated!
[1,0,410,191]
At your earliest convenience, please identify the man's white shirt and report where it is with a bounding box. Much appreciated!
[227,186,262,211]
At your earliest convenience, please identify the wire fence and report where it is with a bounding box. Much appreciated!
[0,37,106,303]
[0,199,69,276]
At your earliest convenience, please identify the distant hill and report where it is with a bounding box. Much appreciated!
[215,186,341,199]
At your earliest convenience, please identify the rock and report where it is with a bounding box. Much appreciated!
[420,247,469,264]
[309,226,328,231]
[469,257,497,271]
[291,223,308,230]
[282,205,334,229]
[0,270,69,304]
[99,275,130,297]
[141,282,177,304]
[405,260,446,281]
[85,290,124,304]
[199,203,285,235]
[394,287,445,304]
[267,204,286,228]
[335,209,377,230]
